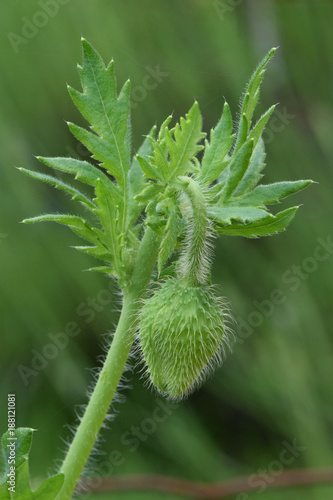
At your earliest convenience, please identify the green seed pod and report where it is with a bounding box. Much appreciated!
[139,277,231,400]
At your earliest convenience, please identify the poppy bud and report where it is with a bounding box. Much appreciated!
[139,277,231,399]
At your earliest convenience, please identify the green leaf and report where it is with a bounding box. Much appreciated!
[216,207,299,237]
[93,180,119,268]
[249,105,276,147]
[0,428,64,499]
[241,48,276,125]
[33,475,64,500]
[233,113,249,155]
[222,139,254,200]
[232,48,276,158]
[127,127,157,227]
[21,40,138,282]
[167,102,205,179]
[67,121,123,177]
[149,139,170,180]
[0,428,33,483]
[74,245,112,261]
[208,205,270,225]
[134,182,163,203]
[232,138,266,196]
[68,38,131,185]
[235,180,313,208]
[85,265,113,275]
[22,214,103,247]
[19,168,95,209]
[150,102,205,182]
[136,155,163,181]
[158,115,173,142]
[37,156,121,201]
[199,102,235,185]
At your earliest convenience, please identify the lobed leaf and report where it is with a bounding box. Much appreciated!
[37,156,121,201]
[127,126,157,228]
[241,47,276,125]
[208,205,270,225]
[136,155,163,181]
[74,245,112,260]
[233,113,249,155]
[93,179,119,269]
[233,48,276,155]
[167,102,205,179]
[85,265,113,275]
[199,102,235,185]
[235,180,313,208]
[67,121,126,180]
[19,168,95,209]
[216,206,299,238]
[149,137,170,179]
[149,102,205,182]
[0,428,64,499]
[68,39,131,185]
[248,105,276,147]
[232,138,266,196]
[221,139,254,200]
[22,214,104,247]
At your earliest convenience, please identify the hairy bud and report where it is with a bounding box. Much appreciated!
[139,278,231,399]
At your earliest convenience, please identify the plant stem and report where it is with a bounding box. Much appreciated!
[58,227,161,500]
[177,176,209,286]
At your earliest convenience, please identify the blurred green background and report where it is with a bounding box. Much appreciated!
[1,1,333,499]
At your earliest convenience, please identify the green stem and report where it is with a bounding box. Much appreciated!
[177,176,209,286]
[58,227,160,500]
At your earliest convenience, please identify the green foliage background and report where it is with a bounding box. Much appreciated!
[0,1,332,498]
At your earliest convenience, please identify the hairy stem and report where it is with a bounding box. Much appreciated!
[58,227,160,500]
[177,176,210,286]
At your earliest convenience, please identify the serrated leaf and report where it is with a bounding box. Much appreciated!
[249,105,276,147]
[241,48,276,124]
[68,39,131,185]
[127,127,157,227]
[19,168,95,209]
[158,115,173,141]
[67,121,124,179]
[137,155,163,181]
[93,181,116,240]
[148,136,170,179]
[93,179,120,269]
[167,102,205,179]
[0,428,64,499]
[0,428,33,483]
[235,180,313,208]
[85,265,113,275]
[150,102,205,182]
[22,214,103,247]
[23,213,89,228]
[74,245,113,262]
[33,474,64,499]
[208,205,270,225]
[216,207,299,237]
[134,182,163,203]
[37,156,120,201]
[233,113,249,155]
[231,48,276,162]
[200,102,235,185]
[232,138,266,196]
[222,139,254,200]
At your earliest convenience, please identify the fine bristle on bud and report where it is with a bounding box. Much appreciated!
[139,278,231,400]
